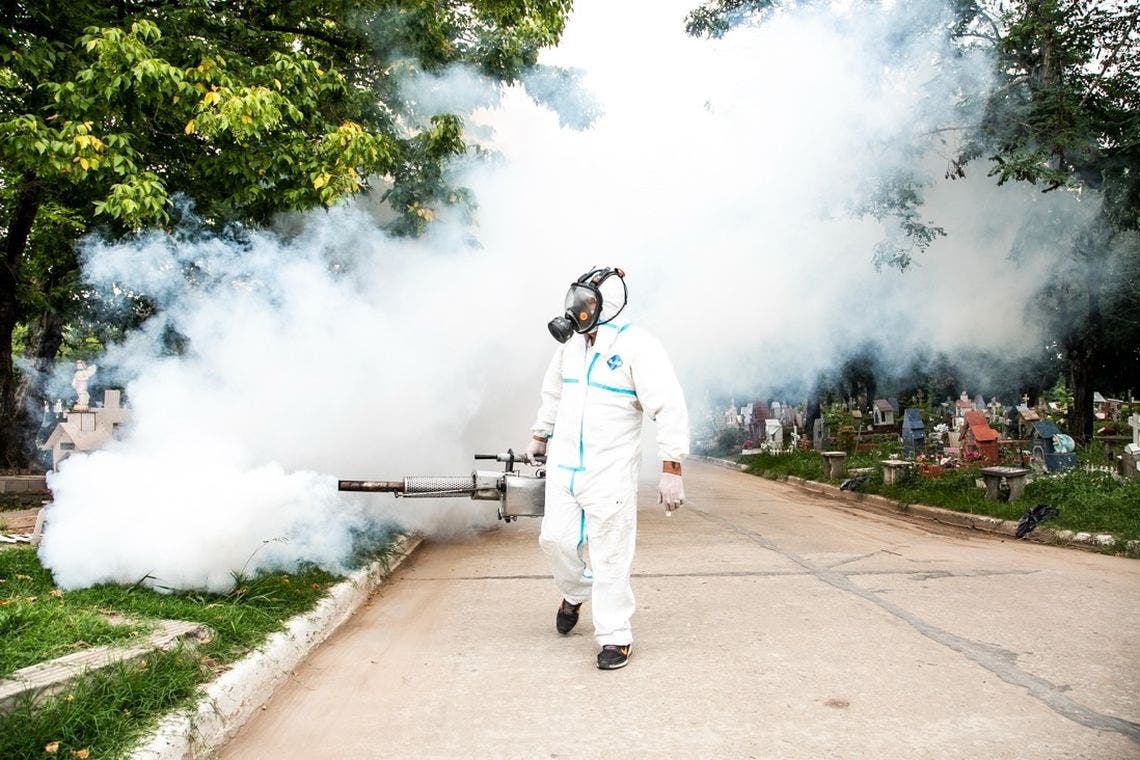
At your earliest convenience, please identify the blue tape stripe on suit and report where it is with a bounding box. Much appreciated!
[588,381,636,396]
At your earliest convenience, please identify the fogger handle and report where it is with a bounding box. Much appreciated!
[474,451,546,464]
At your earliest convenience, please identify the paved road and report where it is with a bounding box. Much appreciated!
[223,460,1140,759]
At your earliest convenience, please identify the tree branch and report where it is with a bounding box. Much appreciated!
[955,32,1000,44]
[1078,11,1139,109]
[260,23,345,49]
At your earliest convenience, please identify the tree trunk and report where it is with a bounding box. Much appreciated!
[0,174,42,468]
[1065,259,1105,444]
[1066,343,1095,444]
[15,307,66,448]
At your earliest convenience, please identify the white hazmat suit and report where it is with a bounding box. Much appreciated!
[531,318,689,646]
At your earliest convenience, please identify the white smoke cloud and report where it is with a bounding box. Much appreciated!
[38,0,1095,590]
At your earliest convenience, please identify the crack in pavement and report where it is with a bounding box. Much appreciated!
[689,505,1140,745]
[826,551,883,569]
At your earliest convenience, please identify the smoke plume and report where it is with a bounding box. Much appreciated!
[38,0,1100,590]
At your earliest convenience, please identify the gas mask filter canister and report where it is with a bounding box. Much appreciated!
[547,267,626,343]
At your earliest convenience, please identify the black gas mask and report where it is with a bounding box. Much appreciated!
[548,267,627,343]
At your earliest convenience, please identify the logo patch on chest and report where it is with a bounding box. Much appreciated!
[607,354,623,371]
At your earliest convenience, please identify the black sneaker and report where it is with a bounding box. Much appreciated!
[556,599,582,635]
[596,644,632,670]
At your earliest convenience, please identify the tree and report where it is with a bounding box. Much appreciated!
[0,0,572,466]
[686,0,1140,441]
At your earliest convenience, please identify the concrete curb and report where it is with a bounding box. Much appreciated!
[132,534,424,760]
[691,455,1138,556]
[781,475,1018,536]
[688,454,746,472]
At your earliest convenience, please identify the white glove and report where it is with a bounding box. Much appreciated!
[658,472,685,513]
[526,436,547,464]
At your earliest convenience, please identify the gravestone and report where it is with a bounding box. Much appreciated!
[987,398,1003,426]
[872,399,895,427]
[813,418,824,451]
[1123,414,1140,478]
[1030,420,1077,472]
[764,418,783,449]
[901,408,925,456]
[954,391,972,423]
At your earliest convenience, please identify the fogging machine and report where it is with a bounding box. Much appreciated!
[338,450,545,522]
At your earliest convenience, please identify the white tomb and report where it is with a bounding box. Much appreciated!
[763,419,783,449]
[41,389,131,470]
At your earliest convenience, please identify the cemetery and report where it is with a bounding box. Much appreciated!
[1,0,1137,755]
[702,390,1140,547]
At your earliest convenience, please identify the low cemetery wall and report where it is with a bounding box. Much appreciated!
[0,471,51,507]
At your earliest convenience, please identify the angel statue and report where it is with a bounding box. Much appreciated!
[71,360,98,410]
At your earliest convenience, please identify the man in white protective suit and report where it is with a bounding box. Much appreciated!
[526,267,689,670]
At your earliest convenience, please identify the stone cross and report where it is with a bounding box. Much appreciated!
[98,389,131,433]
[1130,413,1140,448]
[988,398,1003,423]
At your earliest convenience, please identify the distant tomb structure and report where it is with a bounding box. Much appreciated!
[1016,406,1041,440]
[901,408,925,457]
[987,398,1004,426]
[954,391,973,425]
[1030,420,1077,473]
[763,418,783,450]
[872,399,897,428]
[961,411,999,465]
[748,400,770,443]
[40,389,131,471]
[1123,413,1140,478]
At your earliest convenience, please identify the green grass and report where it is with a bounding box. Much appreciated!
[0,538,397,759]
[740,448,1140,545]
[0,598,152,678]
[1022,469,1140,539]
[2,648,204,760]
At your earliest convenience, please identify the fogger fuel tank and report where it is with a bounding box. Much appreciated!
[338,451,544,522]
